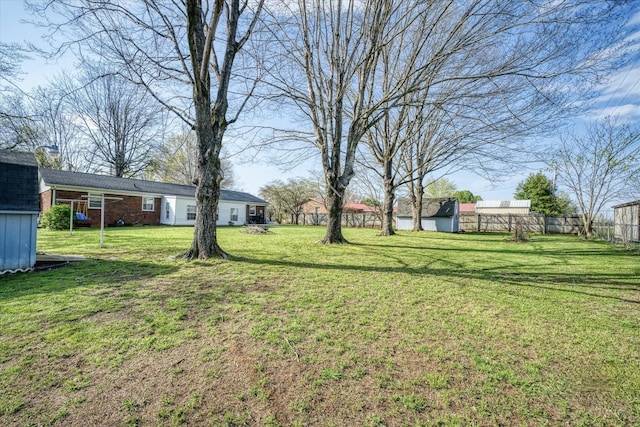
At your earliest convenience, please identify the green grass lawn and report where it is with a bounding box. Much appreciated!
[1,226,639,426]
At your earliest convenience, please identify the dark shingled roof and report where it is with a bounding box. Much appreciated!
[396,197,458,218]
[0,149,38,167]
[0,150,39,211]
[39,168,268,204]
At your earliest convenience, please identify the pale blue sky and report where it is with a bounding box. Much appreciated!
[2,0,639,209]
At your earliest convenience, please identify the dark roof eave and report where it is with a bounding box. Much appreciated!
[613,200,640,209]
[39,168,268,205]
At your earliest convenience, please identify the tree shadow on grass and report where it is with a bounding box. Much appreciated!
[231,255,640,304]
[0,259,180,301]
[357,241,632,258]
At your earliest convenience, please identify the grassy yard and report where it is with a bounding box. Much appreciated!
[1,226,639,426]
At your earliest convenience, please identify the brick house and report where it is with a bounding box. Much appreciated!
[298,197,379,225]
[39,168,268,227]
[300,197,377,215]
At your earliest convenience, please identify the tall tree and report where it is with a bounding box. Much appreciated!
[29,83,84,171]
[552,117,640,236]
[265,0,417,243]
[514,172,574,215]
[69,70,163,177]
[31,0,265,259]
[266,0,636,240]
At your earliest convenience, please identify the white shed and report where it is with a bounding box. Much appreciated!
[396,198,459,232]
[613,200,640,243]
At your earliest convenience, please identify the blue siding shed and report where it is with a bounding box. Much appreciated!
[0,150,40,273]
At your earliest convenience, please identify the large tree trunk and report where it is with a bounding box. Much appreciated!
[187,161,227,259]
[580,213,594,238]
[411,180,425,232]
[183,98,228,259]
[381,191,395,236]
[380,159,396,236]
[321,179,348,244]
[182,0,228,260]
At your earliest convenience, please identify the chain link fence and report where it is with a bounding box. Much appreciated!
[593,220,640,249]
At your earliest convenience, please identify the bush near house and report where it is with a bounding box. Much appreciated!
[40,204,71,230]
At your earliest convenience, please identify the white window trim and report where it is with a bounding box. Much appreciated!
[186,204,196,221]
[88,193,103,209]
[142,197,155,212]
[230,207,238,222]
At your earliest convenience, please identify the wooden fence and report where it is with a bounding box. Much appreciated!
[459,214,582,234]
[280,212,582,234]
[281,212,383,228]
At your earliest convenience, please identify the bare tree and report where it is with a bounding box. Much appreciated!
[66,69,163,177]
[0,94,39,151]
[155,130,238,189]
[266,0,634,242]
[552,117,640,237]
[30,0,265,259]
[391,1,636,233]
[29,84,85,170]
[264,0,429,243]
[0,84,82,170]
[259,177,315,225]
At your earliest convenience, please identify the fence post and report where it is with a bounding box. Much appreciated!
[477,214,481,232]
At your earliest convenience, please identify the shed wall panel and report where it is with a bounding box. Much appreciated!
[0,213,38,271]
[396,217,413,230]
[421,217,454,232]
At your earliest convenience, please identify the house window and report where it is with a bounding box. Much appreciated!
[88,193,103,209]
[249,205,256,215]
[142,197,155,211]
[187,205,196,220]
[315,207,320,214]
[165,203,170,219]
[230,207,238,222]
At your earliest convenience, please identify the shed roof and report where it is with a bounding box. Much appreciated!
[344,202,377,213]
[0,149,38,167]
[459,203,476,212]
[397,198,458,218]
[0,150,39,212]
[476,200,531,209]
[612,200,640,209]
[39,168,268,204]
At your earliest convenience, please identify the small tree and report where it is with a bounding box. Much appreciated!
[425,179,457,199]
[552,117,640,237]
[259,178,316,225]
[452,190,482,204]
[514,172,574,215]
